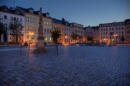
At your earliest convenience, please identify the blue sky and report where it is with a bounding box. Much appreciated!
[0,0,130,26]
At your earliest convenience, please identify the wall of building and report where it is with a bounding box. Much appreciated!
[52,22,65,44]
[92,28,99,42]
[24,13,39,44]
[43,17,52,44]
[1,6,130,45]
[85,26,99,42]
[24,13,53,45]
[99,22,126,44]
[71,23,84,43]
[125,19,130,43]
[0,11,25,43]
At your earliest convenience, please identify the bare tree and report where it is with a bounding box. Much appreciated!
[9,19,23,44]
[0,22,6,43]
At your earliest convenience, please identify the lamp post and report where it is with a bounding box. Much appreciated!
[28,32,34,45]
[113,34,118,44]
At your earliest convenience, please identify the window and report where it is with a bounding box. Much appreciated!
[20,18,22,22]
[122,32,124,35]
[27,35,29,41]
[44,29,46,32]
[4,15,7,19]
[14,17,16,21]
[127,31,130,33]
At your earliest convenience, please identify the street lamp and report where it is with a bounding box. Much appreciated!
[113,34,118,37]
[29,32,34,35]
[65,35,68,39]
[113,34,118,43]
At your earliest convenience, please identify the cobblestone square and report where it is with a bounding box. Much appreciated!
[0,46,130,86]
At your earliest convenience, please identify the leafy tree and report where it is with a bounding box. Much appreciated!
[71,33,78,40]
[77,35,82,40]
[71,33,81,43]
[87,35,93,42]
[51,30,61,55]
[121,36,125,43]
[0,22,6,42]
[9,19,23,43]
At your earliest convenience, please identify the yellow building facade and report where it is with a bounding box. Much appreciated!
[52,22,65,44]
[24,13,39,45]
[24,13,53,45]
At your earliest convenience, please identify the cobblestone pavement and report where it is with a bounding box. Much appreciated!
[0,46,130,86]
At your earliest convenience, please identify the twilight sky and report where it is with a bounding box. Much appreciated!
[0,0,130,26]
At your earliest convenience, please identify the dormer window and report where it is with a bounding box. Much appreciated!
[29,10,33,13]
[28,8,34,13]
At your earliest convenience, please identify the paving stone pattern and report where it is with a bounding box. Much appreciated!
[0,46,130,86]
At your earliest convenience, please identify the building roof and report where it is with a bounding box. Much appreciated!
[99,21,125,27]
[0,5,24,16]
[91,26,99,29]
[52,18,71,26]
[52,18,63,24]
[0,6,52,18]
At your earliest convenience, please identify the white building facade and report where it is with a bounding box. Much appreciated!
[71,23,84,43]
[43,17,53,44]
[0,11,25,43]
[125,19,130,43]
[15,7,53,45]
[99,22,126,44]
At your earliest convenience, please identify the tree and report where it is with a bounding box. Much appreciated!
[87,35,93,42]
[0,22,6,42]
[77,35,82,42]
[71,33,78,40]
[121,36,125,43]
[71,33,81,43]
[71,33,78,43]
[51,30,61,55]
[9,19,23,44]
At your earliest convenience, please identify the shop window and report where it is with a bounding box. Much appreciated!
[32,36,35,42]
[27,35,29,41]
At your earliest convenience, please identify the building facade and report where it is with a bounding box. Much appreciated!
[42,16,52,44]
[24,12,39,45]
[125,19,130,43]
[84,26,99,42]
[16,6,53,45]
[99,22,126,44]
[0,6,25,43]
[2,6,129,45]
[84,26,93,37]
[52,18,67,45]
[0,6,86,45]
[70,23,84,43]
[52,18,84,45]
